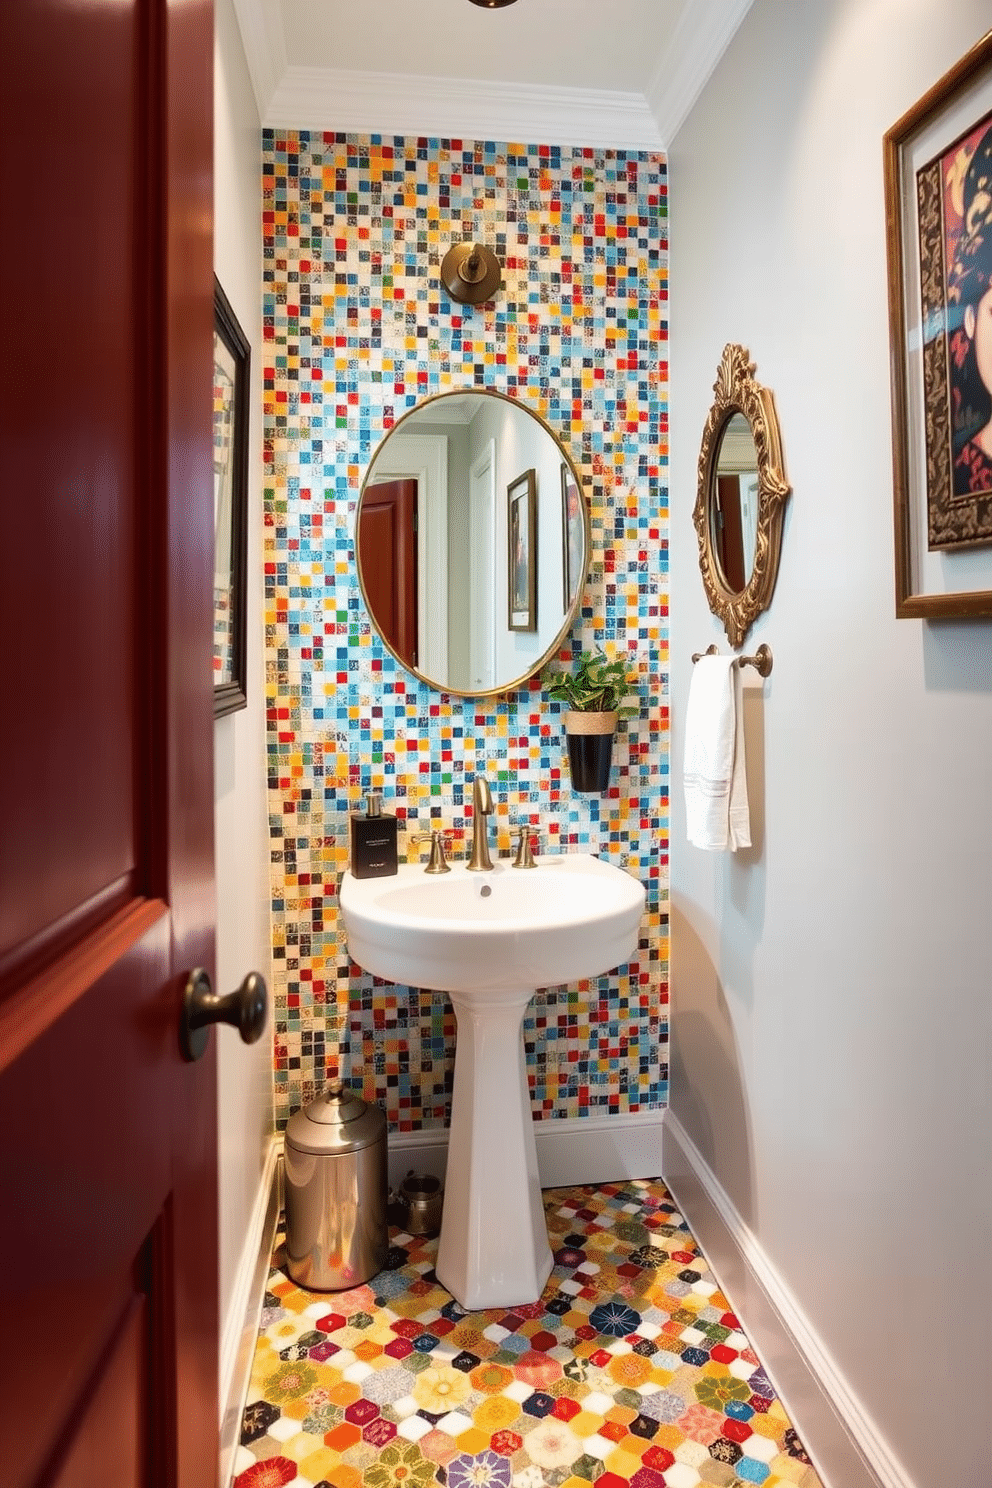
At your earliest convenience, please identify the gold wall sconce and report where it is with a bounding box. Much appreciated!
[440,242,502,305]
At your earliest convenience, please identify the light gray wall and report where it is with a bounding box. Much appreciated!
[669,3,992,1484]
[214,0,273,1410]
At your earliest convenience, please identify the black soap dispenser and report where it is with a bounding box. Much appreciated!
[350,794,398,879]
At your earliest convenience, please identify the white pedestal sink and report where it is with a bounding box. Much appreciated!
[339,854,646,1311]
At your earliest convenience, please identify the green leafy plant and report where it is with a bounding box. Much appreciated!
[544,649,638,716]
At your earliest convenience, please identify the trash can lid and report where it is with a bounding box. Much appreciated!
[285,1078,387,1155]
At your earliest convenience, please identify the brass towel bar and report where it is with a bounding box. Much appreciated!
[691,642,774,677]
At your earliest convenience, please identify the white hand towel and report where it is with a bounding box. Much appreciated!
[683,655,751,851]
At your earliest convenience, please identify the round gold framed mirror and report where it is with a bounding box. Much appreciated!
[693,344,791,648]
[356,388,590,697]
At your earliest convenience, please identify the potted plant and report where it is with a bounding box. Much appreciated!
[544,649,638,793]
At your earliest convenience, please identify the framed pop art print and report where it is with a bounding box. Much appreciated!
[885,30,992,617]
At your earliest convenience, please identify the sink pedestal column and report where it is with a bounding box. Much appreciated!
[436,986,553,1312]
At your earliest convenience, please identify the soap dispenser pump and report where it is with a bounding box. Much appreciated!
[350,793,398,879]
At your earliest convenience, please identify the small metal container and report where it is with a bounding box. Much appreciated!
[398,1171,444,1236]
[284,1079,388,1291]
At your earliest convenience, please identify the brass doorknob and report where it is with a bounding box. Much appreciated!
[180,968,268,1062]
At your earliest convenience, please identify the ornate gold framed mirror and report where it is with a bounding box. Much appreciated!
[356,388,590,697]
[693,344,790,648]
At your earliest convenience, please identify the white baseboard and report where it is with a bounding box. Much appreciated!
[219,1135,281,1488]
[662,1112,914,1488]
[387,1124,450,1189]
[387,1109,666,1191]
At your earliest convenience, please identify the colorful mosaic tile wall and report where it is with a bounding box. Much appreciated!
[262,130,669,1131]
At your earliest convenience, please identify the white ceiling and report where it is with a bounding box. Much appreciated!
[232,0,754,151]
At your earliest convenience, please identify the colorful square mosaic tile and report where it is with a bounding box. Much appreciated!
[233,1180,822,1488]
[262,128,670,1137]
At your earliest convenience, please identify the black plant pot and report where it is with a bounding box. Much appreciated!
[564,711,617,793]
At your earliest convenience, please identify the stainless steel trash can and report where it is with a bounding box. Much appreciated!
[284,1078,388,1291]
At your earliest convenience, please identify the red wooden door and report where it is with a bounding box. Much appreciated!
[0,0,219,1485]
[716,473,747,592]
[359,479,419,668]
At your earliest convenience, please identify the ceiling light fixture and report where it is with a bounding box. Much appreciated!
[468,0,518,8]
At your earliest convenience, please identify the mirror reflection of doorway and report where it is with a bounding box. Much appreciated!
[712,412,759,594]
[469,441,497,691]
[358,479,418,668]
[715,473,746,592]
[359,393,587,695]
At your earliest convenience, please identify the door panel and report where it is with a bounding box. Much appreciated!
[359,479,419,668]
[0,0,139,966]
[0,918,171,1487]
[50,1295,147,1488]
[0,0,218,1483]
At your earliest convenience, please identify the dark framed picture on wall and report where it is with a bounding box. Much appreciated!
[507,468,537,631]
[213,275,250,714]
[884,29,992,617]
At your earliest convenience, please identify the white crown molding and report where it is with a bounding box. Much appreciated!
[265,66,665,153]
[646,0,755,145]
[231,0,288,121]
[231,0,753,152]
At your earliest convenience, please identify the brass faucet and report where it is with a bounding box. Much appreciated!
[410,829,451,874]
[512,826,537,869]
[467,775,494,871]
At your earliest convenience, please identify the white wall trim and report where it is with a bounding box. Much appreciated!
[219,1136,281,1488]
[230,0,288,124]
[662,1113,915,1488]
[387,1109,665,1191]
[265,66,665,152]
[535,1109,666,1187]
[646,0,755,145]
[232,0,756,152]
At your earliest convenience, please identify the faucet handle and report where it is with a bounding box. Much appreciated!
[511,825,538,870]
[410,829,452,874]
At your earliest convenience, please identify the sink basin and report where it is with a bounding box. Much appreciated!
[340,854,646,1312]
[339,852,645,994]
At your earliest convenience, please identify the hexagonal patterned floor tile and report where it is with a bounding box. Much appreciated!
[232,1179,823,1488]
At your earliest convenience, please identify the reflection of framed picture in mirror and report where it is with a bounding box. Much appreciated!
[507,468,537,631]
[213,275,249,716]
[561,462,583,609]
